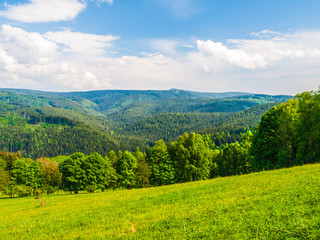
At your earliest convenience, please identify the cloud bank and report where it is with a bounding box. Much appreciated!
[0,24,320,94]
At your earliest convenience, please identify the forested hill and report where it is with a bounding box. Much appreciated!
[119,103,278,145]
[0,88,292,158]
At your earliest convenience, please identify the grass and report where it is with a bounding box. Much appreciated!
[1,164,320,239]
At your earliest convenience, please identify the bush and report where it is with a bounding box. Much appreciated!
[3,183,33,198]
[2,181,16,198]
[35,188,41,199]
[14,185,33,197]
[85,185,96,193]
[45,186,56,195]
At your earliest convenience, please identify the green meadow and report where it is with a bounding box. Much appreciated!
[1,164,320,240]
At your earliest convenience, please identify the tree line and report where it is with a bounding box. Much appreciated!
[0,130,253,197]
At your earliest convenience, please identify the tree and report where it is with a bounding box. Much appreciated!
[108,150,118,167]
[168,133,213,182]
[116,151,137,189]
[0,157,6,169]
[36,157,61,194]
[251,106,281,170]
[134,147,146,163]
[104,156,118,190]
[135,160,151,188]
[0,151,22,171]
[59,152,86,194]
[0,168,9,190]
[147,140,175,186]
[11,158,43,190]
[251,100,298,170]
[83,152,108,191]
[294,91,320,164]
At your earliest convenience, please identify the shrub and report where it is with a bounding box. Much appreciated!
[35,188,41,199]
[2,181,16,197]
[14,185,33,197]
[85,185,96,193]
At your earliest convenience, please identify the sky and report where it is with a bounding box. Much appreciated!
[0,0,320,94]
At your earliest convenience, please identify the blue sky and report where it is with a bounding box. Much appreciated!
[0,0,320,94]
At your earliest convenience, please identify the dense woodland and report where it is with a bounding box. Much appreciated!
[0,90,318,197]
[0,89,290,158]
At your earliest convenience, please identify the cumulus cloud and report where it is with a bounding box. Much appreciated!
[0,25,58,64]
[196,40,267,70]
[0,0,86,23]
[195,31,320,72]
[0,25,115,90]
[0,24,320,94]
[0,0,114,23]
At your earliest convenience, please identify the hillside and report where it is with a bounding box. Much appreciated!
[0,88,292,157]
[1,163,319,239]
[120,103,277,144]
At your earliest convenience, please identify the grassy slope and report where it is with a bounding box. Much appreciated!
[1,164,320,239]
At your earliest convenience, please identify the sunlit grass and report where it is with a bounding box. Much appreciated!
[1,164,320,239]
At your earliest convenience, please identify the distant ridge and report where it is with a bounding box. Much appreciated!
[1,88,288,99]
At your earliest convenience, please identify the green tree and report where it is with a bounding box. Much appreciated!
[116,151,137,189]
[168,133,213,182]
[294,91,320,164]
[251,101,298,170]
[36,157,62,194]
[108,150,118,167]
[83,152,108,191]
[147,140,175,186]
[0,157,6,169]
[104,156,118,190]
[0,151,22,171]
[11,158,43,190]
[134,147,146,163]
[135,160,151,188]
[251,107,281,170]
[60,152,86,194]
[0,168,9,190]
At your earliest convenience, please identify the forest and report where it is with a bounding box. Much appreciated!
[0,90,318,197]
[0,88,290,158]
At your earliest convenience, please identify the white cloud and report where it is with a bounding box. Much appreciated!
[44,31,119,55]
[1,24,320,94]
[0,25,58,64]
[0,25,114,90]
[0,0,86,23]
[196,40,267,70]
[250,29,285,39]
[149,39,180,55]
[0,0,114,23]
